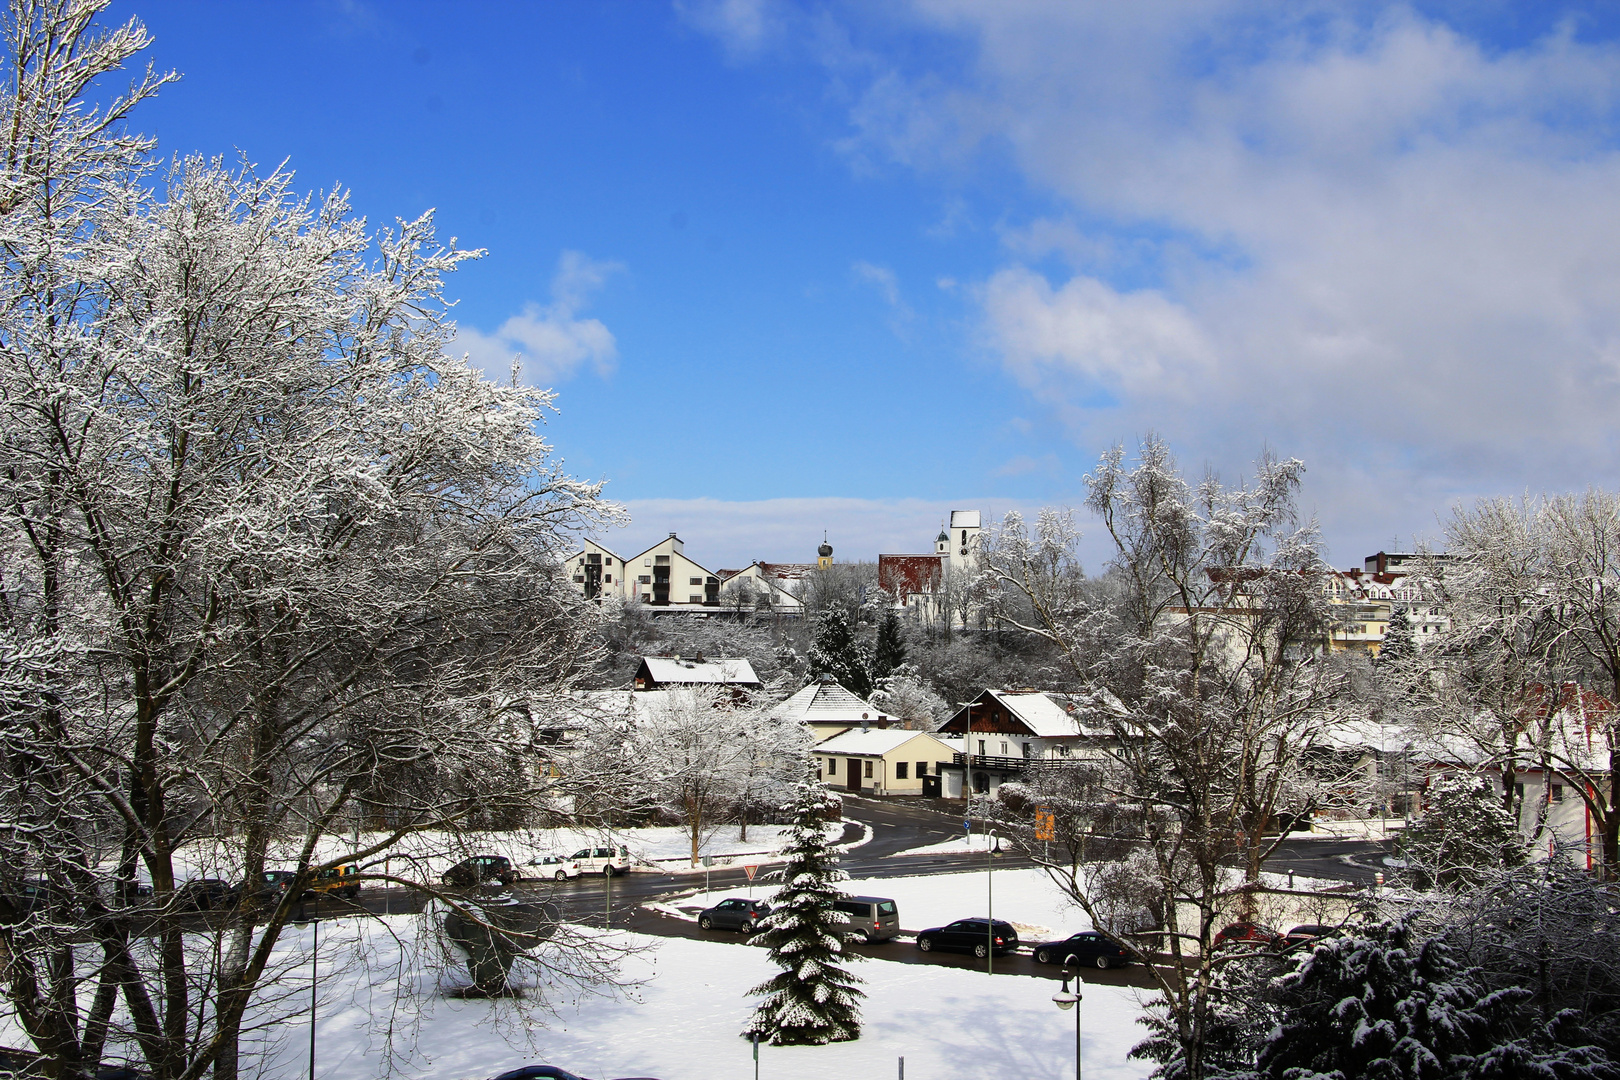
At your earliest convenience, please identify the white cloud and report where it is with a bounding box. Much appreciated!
[454,250,623,387]
[756,3,1620,557]
[674,0,785,60]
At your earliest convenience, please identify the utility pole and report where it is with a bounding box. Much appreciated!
[309,919,319,1080]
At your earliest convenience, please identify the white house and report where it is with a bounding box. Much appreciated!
[935,688,1114,798]
[814,727,958,797]
[563,533,722,612]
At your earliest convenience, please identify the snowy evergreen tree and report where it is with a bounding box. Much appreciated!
[1380,606,1419,667]
[1245,923,1618,1080]
[1400,773,1527,890]
[807,610,873,697]
[873,611,907,680]
[743,778,865,1046]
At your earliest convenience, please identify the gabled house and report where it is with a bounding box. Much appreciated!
[813,728,958,797]
[935,688,1114,797]
[769,681,894,744]
[563,533,722,612]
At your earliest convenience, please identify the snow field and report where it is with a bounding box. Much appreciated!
[248,916,1152,1080]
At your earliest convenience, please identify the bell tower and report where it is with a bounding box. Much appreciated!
[817,532,834,570]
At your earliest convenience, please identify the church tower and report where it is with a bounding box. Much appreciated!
[817,533,834,570]
[935,525,949,556]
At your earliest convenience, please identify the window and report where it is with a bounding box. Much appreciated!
[864,760,873,778]
[1058,744,1070,757]
[689,595,702,604]
[1552,784,1565,802]
[690,577,702,586]
[641,592,651,601]
[1000,740,1009,755]
[586,553,600,564]
[895,762,909,780]
[573,576,584,583]
[977,739,985,755]
[826,758,836,776]
[655,555,670,564]
[604,574,612,583]
[639,575,651,584]
[916,761,928,777]
[644,558,651,566]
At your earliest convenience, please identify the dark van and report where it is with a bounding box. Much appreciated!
[833,896,900,943]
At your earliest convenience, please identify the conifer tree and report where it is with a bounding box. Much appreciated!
[807,610,873,697]
[742,777,865,1046]
[1399,773,1527,890]
[1379,606,1418,667]
[873,611,907,680]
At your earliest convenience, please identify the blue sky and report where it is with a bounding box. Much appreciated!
[121,1,1620,570]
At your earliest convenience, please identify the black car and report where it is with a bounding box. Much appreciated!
[443,855,519,887]
[174,879,237,912]
[915,918,1019,958]
[245,870,302,905]
[697,897,771,934]
[1033,931,1133,969]
[488,1066,663,1080]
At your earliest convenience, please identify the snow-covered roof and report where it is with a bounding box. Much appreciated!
[771,682,884,725]
[950,510,982,530]
[815,727,952,757]
[636,656,761,687]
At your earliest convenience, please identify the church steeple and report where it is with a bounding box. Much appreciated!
[817,531,834,570]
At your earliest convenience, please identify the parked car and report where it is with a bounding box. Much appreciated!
[443,855,519,888]
[568,845,630,877]
[308,864,362,900]
[697,897,771,934]
[831,896,900,943]
[1280,924,1339,950]
[915,918,1019,958]
[487,1066,663,1080]
[1213,922,1279,949]
[174,879,237,912]
[244,870,302,905]
[1033,931,1134,969]
[530,854,582,881]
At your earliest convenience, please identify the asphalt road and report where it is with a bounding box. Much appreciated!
[282,795,1388,991]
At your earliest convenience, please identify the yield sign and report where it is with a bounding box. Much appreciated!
[743,864,758,881]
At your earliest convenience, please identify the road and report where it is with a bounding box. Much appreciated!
[289,795,1386,991]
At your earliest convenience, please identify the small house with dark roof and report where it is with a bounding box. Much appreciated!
[632,655,763,692]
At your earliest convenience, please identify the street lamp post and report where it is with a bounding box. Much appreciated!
[986,831,1001,975]
[1052,967,1082,1080]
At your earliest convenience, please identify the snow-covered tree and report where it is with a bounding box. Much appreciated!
[807,610,873,697]
[979,439,1355,1080]
[581,689,808,865]
[1400,774,1527,890]
[1418,492,1620,876]
[872,611,906,679]
[1380,606,1418,667]
[0,5,621,1075]
[743,778,865,1046]
[1244,923,1617,1080]
[869,663,949,729]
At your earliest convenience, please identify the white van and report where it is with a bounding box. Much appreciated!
[529,853,581,880]
[569,844,631,877]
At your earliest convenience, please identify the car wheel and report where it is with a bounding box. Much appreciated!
[699,916,714,930]
[1034,948,1052,964]
[1095,955,1111,970]
[973,943,989,959]
[917,937,933,952]
[602,865,614,877]
[854,929,871,945]
[554,870,568,882]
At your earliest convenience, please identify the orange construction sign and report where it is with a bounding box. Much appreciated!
[1034,809,1056,841]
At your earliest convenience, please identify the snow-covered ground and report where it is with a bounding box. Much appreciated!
[241,916,1152,1080]
[162,823,826,886]
[670,867,1091,941]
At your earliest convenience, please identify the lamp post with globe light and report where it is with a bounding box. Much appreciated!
[1052,965,1082,1080]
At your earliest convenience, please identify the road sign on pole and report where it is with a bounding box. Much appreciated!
[744,864,758,880]
[1035,809,1056,841]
